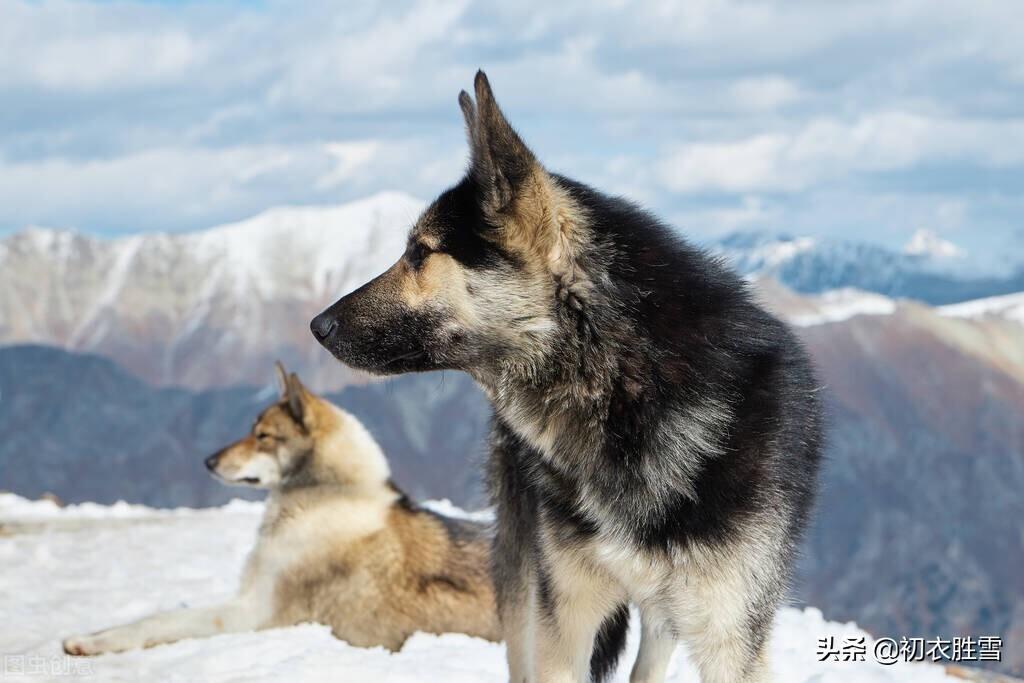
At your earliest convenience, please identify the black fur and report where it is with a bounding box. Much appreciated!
[590,604,630,683]
[313,71,824,682]
[486,422,627,682]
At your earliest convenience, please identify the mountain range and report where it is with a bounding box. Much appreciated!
[714,230,1024,305]
[1,194,1022,674]
[0,192,423,390]
[3,192,1023,390]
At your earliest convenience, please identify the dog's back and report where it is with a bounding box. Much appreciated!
[267,483,499,650]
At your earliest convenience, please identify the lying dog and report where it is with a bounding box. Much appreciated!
[63,363,499,655]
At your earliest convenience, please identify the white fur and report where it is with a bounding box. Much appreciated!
[316,405,391,487]
[231,452,282,487]
[62,408,396,657]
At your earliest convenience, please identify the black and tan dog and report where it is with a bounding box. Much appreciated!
[310,72,823,683]
[63,363,499,656]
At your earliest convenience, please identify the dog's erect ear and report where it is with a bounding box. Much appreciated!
[460,70,536,220]
[285,372,308,425]
[274,361,289,399]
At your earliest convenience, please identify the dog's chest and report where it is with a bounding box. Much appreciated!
[496,388,603,466]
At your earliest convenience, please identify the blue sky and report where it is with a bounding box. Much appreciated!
[1,0,1022,260]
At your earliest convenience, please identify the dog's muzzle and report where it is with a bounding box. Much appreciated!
[204,454,220,472]
[310,313,339,343]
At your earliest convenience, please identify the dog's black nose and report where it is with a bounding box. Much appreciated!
[310,313,338,342]
[204,454,219,471]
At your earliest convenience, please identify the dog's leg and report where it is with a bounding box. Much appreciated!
[501,570,537,683]
[487,419,541,683]
[629,610,676,683]
[531,545,625,683]
[62,598,263,656]
[673,567,777,683]
[688,632,771,683]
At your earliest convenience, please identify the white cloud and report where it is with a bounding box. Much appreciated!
[316,141,381,190]
[668,196,778,237]
[0,0,1022,257]
[0,138,436,233]
[658,113,1024,193]
[0,1,207,91]
[729,76,803,111]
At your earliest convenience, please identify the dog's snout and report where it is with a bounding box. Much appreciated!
[310,313,339,342]
[204,454,220,472]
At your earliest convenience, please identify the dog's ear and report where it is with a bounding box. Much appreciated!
[274,361,289,399]
[460,70,536,221]
[285,372,308,425]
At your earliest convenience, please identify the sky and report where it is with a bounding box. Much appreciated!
[1,0,1023,259]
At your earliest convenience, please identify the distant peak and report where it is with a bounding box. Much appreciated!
[903,229,964,259]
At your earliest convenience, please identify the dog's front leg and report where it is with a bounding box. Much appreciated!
[487,419,542,683]
[629,609,677,683]
[62,598,263,656]
[500,568,537,683]
[531,545,625,683]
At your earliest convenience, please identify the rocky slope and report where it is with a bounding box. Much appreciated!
[4,195,1023,391]
[0,192,423,390]
[2,282,1022,674]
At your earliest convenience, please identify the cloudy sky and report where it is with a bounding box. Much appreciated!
[2,0,1022,259]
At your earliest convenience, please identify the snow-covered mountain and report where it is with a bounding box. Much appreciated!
[939,291,1024,325]
[903,228,965,260]
[0,493,967,683]
[0,192,424,390]
[3,192,1022,389]
[712,231,1024,305]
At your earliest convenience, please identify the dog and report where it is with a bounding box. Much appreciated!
[62,363,500,656]
[310,72,823,683]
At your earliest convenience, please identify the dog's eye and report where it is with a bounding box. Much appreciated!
[406,242,432,270]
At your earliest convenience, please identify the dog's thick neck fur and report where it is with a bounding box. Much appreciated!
[278,399,392,498]
[456,73,739,494]
[475,172,762,534]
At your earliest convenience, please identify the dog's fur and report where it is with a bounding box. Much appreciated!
[62,363,499,656]
[311,72,823,683]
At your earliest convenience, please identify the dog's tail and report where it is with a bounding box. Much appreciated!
[589,603,630,682]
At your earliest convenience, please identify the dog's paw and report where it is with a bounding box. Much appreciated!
[63,634,104,657]
[63,632,127,657]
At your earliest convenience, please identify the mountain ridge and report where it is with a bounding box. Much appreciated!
[3,192,1023,390]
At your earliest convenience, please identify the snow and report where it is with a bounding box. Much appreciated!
[788,289,898,327]
[939,291,1024,325]
[188,190,424,299]
[420,498,494,523]
[9,190,425,304]
[0,492,261,521]
[713,228,1013,285]
[903,229,964,260]
[0,495,956,682]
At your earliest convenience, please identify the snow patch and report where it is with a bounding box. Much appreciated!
[0,492,263,521]
[938,291,1024,325]
[0,495,956,682]
[789,289,898,327]
[421,498,494,523]
[903,229,964,259]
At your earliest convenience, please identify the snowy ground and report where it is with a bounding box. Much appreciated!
[0,494,957,682]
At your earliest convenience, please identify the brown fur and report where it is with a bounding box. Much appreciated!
[220,370,501,649]
[267,490,499,650]
[62,364,499,657]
